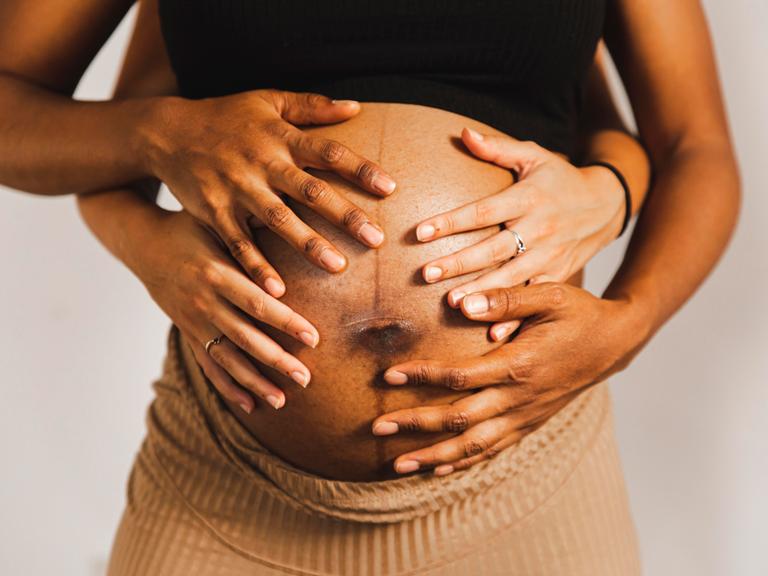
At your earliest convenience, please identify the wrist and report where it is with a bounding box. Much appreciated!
[580,164,625,244]
[132,96,188,178]
[604,288,658,362]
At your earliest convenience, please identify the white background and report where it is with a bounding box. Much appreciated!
[0,2,766,575]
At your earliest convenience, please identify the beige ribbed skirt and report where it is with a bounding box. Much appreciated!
[106,328,640,575]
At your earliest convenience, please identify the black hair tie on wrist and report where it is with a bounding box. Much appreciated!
[584,160,632,238]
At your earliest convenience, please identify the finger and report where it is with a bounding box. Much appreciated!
[415,187,526,242]
[267,90,362,125]
[268,163,385,247]
[206,338,286,410]
[245,194,348,273]
[437,432,524,476]
[213,301,312,388]
[447,251,543,308]
[392,416,522,474]
[215,264,319,348]
[210,211,286,297]
[489,320,522,342]
[460,283,570,322]
[187,337,255,414]
[461,128,546,175]
[422,229,522,284]
[289,132,397,196]
[372,387,510,436]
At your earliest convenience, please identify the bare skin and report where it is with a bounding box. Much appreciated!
[0,0,733,481]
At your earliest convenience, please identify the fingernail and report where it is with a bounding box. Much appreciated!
[416,224,436,241]
[490,325,508,341]
[434,464,455,476]
[320,249,347,272]
[264,277,285,298]
[466,128,484,141]
[448,291,466,307]
[265,395,284,410]
[331,99,360,110]
[372,421,399,436]
[424,266,442,283]
[384,370,408,385]
[359,222,384,247]
[239,402,252,414]
[395,460,420,474]
[463,294,489,314]
[299,331,318,348]
[373,174,397,195]
[291,370,310,388]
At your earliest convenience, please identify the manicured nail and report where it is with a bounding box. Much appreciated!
[264,277,285,298]
[299,331,318,348]
[466,128,484,141]
[239,402,252,414]
[372,174,397,195]
[332,99,360,110]
[359,222,384,247]
[463,294,489,314]
[291,370,310,388]
[384,370,408,385]
[395,460,420,474]
[416,224,436,241]
[424,266,442,283]
[448,291,466,308]
[434,465,454,476]
[372,421,399,436]
[265,395,284,410]
[320,249,347,272]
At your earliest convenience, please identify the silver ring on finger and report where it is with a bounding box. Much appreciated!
[204,335,224,354]
[510,229,527,256]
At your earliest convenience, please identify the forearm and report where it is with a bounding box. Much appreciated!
[605,141,740,340]
[0,74,169,195]
[77,185,165,277]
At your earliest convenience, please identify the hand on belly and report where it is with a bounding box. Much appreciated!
[222,103,513,481]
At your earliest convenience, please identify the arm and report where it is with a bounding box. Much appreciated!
[77,0,318,412]
[0,0,396,284]
[373,0,739,476]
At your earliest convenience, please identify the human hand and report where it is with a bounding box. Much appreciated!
[135,209,319,413]
[415,128,625,340]
[372,283,648,475]
[142,90,396,296]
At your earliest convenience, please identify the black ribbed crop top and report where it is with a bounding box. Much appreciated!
[158,1,606,157]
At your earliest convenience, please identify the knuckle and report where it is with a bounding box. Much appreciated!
[341,207,367,230]
[199,262,222,286]
[506,353,535,384]
[398,413,424,433]
[189,294,209,315]
[548,285,568,308]
[474,202,493,225]
[490,239,510,264]
[355,160,378,184]
[246,294,267,318]
[485,445,502,460]
[227,236,252,258]
[443,411,471,433]
[249,265,269,283]
[305,92,327,108]
[464,437,490,458]
[445,368,469,390]
[303,236,324,256]
[300,177,331,204]
[263,204,292,229]
[411,365,435,387]
[319,139,346,164]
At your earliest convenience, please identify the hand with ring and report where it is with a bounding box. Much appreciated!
[415,128,627,340]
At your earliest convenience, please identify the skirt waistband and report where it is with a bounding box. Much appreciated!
[168,327,609,524]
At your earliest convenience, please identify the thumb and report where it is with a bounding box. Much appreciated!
[270,90,361,125]
[461,128,545,176]
[460,283,569,322]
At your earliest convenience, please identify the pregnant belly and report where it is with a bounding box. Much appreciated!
[222,103,517,480]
